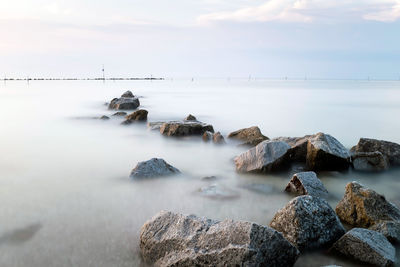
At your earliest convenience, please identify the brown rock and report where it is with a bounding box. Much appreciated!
[352,151,388,171]
[122,109,148,124]
[351,138,400,167]
[160,121,214,137]
[228,126,269,147]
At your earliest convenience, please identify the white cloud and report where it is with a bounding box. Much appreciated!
[197,0,400,24]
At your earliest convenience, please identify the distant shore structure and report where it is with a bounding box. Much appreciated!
[0,77,164,81]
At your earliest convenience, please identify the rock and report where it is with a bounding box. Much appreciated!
[228,126,269,147]
[234,141,291,173]
[370,221,400,244]
[140,211,300,266]
[352,151,388,171]
[306,132,350,171]
[112,111,127,117]
[270,195,345,251]
[130,158,180,179]
[201,175,217,181]
[202,131,213,142]
[147,122,164,131]
[108,96,140,110]
[331,228,395,267]
[121,90,134,98]
[213,132,225,144]
[272,136,310,162]
[99,115,109,120]
[285,171,329,199]
[351,138,400,166]
[122,109,148,124]
[184,114,197,121]
[335,182,400,228]
[160,121,214,137]
[197,184,239,200]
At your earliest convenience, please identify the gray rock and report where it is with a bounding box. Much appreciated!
[160,121,214,137]
[108,96,140,110]
[331,228,395,267]
[184,114,197,121]
[140,211,300,266]
[306,132,350,171]
[228,126,269,147]
[121,90,134,98]
[272,136,310,162]
[99,115,109,120]
[351,138,400,167]
[335,182,400,228]
[370,221,400,244]
[352,151,388,171]
[270,195,345,252]
[202,131,213,142]
[285,171,328,199]
[234,140,291,173]
[122,109,148,124]
[147,122,164,131]
[130,158,180,179]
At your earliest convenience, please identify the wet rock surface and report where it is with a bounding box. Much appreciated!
[285,171,329,199]
[108,91,140,110]
[335,182,400,227]
[228,126,269,147]
[273,136,310,162]
[140,211,300,267]
[351,151,388,171]
[234,140,291,173]
[270,195,345,252]
[160,121,214,137]
[331,228,396,267]
[130,158,180,179]
[351,138,400,167]
[370,220,400,244]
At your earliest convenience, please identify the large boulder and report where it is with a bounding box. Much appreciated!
[122,109,148,124]
[351,151,388,171]
[130,158,180,179]
[370,221,400,244]
[331,228,395,267]
[270,195,345,252]
[306,132,350,171]
[285,171,328,199]
[108,91,140,110]
[335,182,400,227]
[351,138,400,166]
[234,141,291,173]
[272,136,310,162]
[160,121,214,137]
[140,211,300,266]
[228,126,269,147]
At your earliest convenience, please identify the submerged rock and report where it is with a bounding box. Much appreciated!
[147,122,164,131]
[370,221,400,244]
[228,126,269,147]
[234,141,291,173]
[351,138,400,167]
[270,195,345,252]
[184,114,197,121]
[202,131,213,142]
[306,132,350,171]
[112,111,127,117]
[213,132,225,144]
[130,158,180,179]
[197,184,239,200]
[140,211,300,266]
[108,91,140,110]
[122,109,148,124]
[160,121,214,137]
[99,115,110,120]
[285,171,328,199]
[331,228,395,267]
[351,151,388,171]
[335,182,400,228]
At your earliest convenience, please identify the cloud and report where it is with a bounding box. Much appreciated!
[197,0,400,24]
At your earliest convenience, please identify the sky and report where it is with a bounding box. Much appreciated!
[1,0,400,79]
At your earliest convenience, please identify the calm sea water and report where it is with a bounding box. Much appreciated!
[0,79,400,266]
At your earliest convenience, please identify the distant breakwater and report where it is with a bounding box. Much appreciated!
[1,77,164,81]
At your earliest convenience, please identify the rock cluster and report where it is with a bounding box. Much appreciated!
[140,211,300,267]
[160,121,214,137]
[202,131,225,144]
